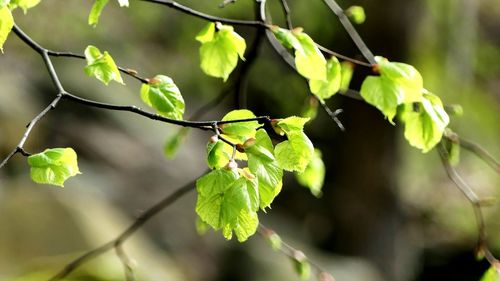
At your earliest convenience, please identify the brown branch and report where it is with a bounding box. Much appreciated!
[444,131,500,173]
[258,223,335,280]
[321,0,376,64]
[48,178,198,281]
[437,142,498,266]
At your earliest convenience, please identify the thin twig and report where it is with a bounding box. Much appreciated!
[48,178,198,281]
[0,95,63,169]
[317,44,373,67]
[279,0,293,30]
[444,131,500,173]
[140,0,269,28]
[258,224,335,280]
[322,0,376,64]
[437,142,498,266]
[115,244,137,281]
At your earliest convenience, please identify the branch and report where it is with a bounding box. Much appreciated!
[258,224,335,280]
[322,0,376,64]
[48,177,198,281]
[139,0,269,28]
[444,131,500,173]
[279,0,293,30]
[0,95,62,169]
[437,142,498,266]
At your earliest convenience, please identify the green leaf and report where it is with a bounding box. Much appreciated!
[273,117,314,172]
[195,217,210,235]
[196,22,246,81]
[360,75,401,123]
[84,45,123,85]
[196,169,259,242]
[346,5,366,24]
[377,56,423,103]
[272,27,302,50]
[293,30,327,81]
[296,149,325,197]
[88,0,109,27]
[140,75,185,120]
[220,109,260,141]
[0,6,13,53]
[272,27,327,80]
[163,128,188,159]
[27,148,81,187]
[480,266,500,281]
[276,116,310,135]
[275,132,314,172]
[8,0,40,13]
[309,57,341,101]
[268,232,282,250]
[247,130,283,210]
[401,92,449,152]
[206,140,230,169]
[291,251,311,280]
[360,56,425,122]
[339,61,354,92]
[301,96,319,120]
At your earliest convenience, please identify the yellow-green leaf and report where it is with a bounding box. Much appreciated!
[27,148,81,187]
[309,57,341,101]
[0,6,13,53]
[196,22,246,81]
[140,75,185,120]
[296,149,325,197]
[84,45,124,85]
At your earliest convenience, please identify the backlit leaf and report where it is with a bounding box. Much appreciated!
[8,0,40,13]
[339,61,354,92]
[275,132,314,172]
[140,75,185,120]
[27,148,81,187]
[296,149,325,197]
[346,5,366,24]
[88,0,109,27]
[401,92,449,152]
[0,6,13,53]
[309,57,341,101]
[84,45,123,85]
[480,266,500,281]
[220,109,260,142]
[196,22,246,81]
[206,140,230,169]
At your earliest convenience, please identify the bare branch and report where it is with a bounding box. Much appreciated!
[322,0,376,64]
[48,178,198,281]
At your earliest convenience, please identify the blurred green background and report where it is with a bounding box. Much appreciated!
[0,0,498,280]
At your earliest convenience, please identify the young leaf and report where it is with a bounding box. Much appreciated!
[219,109,260,142]
[272,27,327,81]
[346,5,366,24]
[274,117,314,172]
[275,132,314,172]
[339,61,354,92]
[196,169,259,242]
[88,0,109,27]
[196,22,246,81]
[206,140,230,169]
[360,56,424,122]
[84,45,124,85]
[360,75,401,123]
[291,251,311,280]
[140,75,185,120]
[296,149,325,197]
[401,92,449,152]
[246,129,283,210]
[163,128,188,159]
[0,6,13,53]
[309,57,341,101]
[480,266,500,281]
[301,96,319,120]
[293,30,327,81]
[27,148,81,187]
[8,0,40,13]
